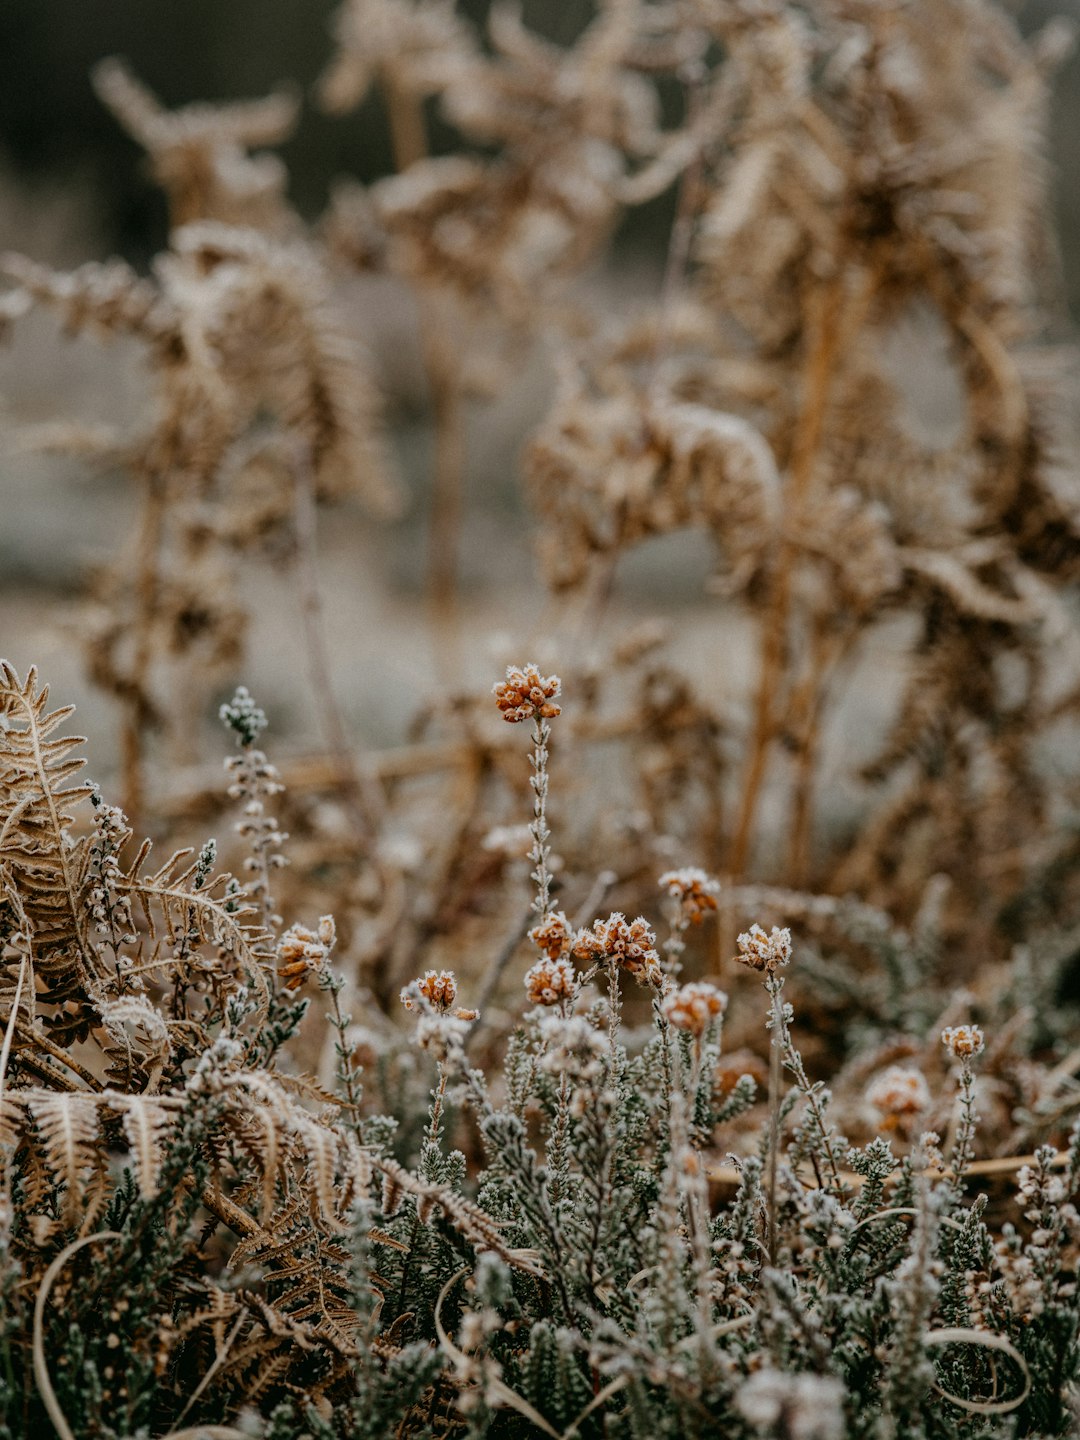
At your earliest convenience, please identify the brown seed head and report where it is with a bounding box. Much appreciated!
[276,916,336,990]
[493,663,562,723]
[867,1065,930,1127]
[401,969,458,1013]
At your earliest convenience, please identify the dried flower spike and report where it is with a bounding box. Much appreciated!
[942,1023,985,1060]
[524,955,576,1007]
[658,867,720,925]
[493,663,561,724]
[735,923,792,974]
[661,981,728,1037]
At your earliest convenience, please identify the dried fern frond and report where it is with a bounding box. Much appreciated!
[92,57,299,230]
[0,663,99,991]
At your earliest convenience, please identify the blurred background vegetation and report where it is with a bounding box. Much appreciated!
[1,0,1076,300]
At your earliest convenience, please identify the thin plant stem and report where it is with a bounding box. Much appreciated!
[767,980,783,1266]
[529,713,554,920]
[647,61,707,405]
[291,439,384,847]
[321,970,363,1139]
[121,468,167,827]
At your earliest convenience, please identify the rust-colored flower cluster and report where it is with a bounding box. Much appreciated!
[400,969,478,1021]
[942,1023,985,1060]
[658,867,720,925]
[734,923,792,974]
[493,663,562,723]
[276,915,336,990]
[528,910,574,961]
[573,912,662,985]
[661,981,728,1036]
[524,955,577,1006]
[867,1065,930,1128]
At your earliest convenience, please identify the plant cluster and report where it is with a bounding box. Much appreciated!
[0,664,1078,1438]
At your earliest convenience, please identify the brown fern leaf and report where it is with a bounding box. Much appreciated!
[24,1090,104,1225]
[108,1092,178,1199]
[118,844,273,1032]
[0,662,101,993]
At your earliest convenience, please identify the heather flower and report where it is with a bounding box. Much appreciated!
[276,914,336,990]
[942,1024,985,1060]
[400,970,478,1021]
[401,969,457,1013]
[658,867,720,925]
[524,954,577,1006]
[493,663,561,723]
[867,1065,930,1128]
[735,923,792,973]
[528,910,574,961]
[572,912,662,985]
[661,981,728,1037]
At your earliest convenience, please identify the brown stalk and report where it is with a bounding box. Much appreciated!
[121,467,168,828]
[786,618,860,885]
[381,66,466,671]
[728,269,875,878]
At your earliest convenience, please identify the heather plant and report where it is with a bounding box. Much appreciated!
[0,663,1078,1438]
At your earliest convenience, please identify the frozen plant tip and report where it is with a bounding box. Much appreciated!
[573,912,663,985]
[735,922,792,973]
[497,663,562,922]
[276,914,336,991]
[492,663,562,723]
[942,1023,985,1059]
[523,954,577,1007]
[528,909,574,960]
[400,969,478,1020]
[735,1368,845,1440]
